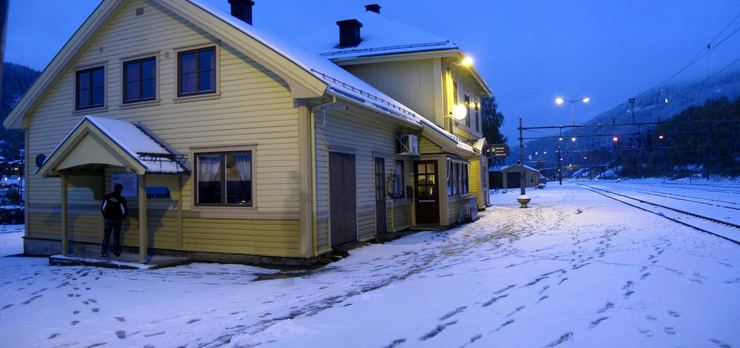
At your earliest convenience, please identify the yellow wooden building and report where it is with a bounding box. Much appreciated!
[4,0,493,264]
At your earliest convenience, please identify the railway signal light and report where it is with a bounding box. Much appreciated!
[658,134,665,140]
[612,136,619,142]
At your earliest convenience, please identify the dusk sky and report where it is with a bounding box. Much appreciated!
[5,0,740,141]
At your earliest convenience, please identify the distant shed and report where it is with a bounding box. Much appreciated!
[489,164,541,189]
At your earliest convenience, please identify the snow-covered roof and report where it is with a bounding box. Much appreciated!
[299,10,458,60]
[43,116,187,174]
[189,0,424,127]
[499,164,540,173]
[188,0,474,153]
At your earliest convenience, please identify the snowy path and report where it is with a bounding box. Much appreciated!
[1,184,739,347]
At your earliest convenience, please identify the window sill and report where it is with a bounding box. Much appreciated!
[173,92,221,104]
[73,106,108,116]
[119,99,160,110]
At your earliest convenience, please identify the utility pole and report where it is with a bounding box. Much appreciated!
[557,147,562,185]
[518,117,526,196]
[629,98,636,123]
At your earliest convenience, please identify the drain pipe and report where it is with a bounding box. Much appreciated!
[308,96,338,257]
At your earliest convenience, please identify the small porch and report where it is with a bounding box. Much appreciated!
[38,115,189,264]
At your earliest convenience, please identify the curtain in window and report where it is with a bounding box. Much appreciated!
[233,153,251,181]
[197,154,222,204]
[198,155,221,181]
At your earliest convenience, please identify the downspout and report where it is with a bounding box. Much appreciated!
[308,95,337,257]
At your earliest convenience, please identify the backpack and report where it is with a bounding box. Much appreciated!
[102,194,125,220]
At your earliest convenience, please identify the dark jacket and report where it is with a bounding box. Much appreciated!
[101,192,128,220]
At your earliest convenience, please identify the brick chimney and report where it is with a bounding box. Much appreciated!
[228,0,254,25]
[336,19,363,48]
[365,4,381,13]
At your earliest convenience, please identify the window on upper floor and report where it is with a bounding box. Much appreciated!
[464,94,471,128]
[475,99,480,132]
[196,151,252,206]
[123,57,156,103]
[76,66,105,109]
[178,47,216,97]
[452,82,459,106]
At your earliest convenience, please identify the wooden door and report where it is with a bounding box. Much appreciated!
[414,161,439,224]
[374,158,387,234]
[329,152,357,246]
[506,172,520,188]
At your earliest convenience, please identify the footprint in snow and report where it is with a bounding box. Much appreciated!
[638,328,653,337]
[116,330,126,339]
[114,316,125,322]
[664,326,676,335]
[382,338,406,348]
[596,302,614,314]
[496,319,515,331]
[709,338,732,348]
[589,316,609,329]
[667,310,680,318]
[419,320,457,341]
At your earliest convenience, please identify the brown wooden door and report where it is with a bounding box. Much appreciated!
[414,161,439,224]
[374,158,387,234]
[329,152,357,246]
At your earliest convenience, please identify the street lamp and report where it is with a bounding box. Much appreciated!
[555,96,590,125]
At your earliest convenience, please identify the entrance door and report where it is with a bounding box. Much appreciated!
[506,172,521,188]
[329,152,357,246]
[374,158,387,234]
[414,161,439,224]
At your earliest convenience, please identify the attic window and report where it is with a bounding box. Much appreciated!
[76,66,105,110]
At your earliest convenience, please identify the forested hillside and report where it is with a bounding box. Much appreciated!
[1,63,40,160]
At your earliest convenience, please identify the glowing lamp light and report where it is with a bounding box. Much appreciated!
[555,97,565,105]
[582,97,591,103]
[460,56,474,67]
[451,104,468,121]
[658,135,665,140]
[612,136,619,142]
[571,137,576,142]
[558,137,564,141]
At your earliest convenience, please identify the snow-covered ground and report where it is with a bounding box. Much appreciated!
[0,183,739,348]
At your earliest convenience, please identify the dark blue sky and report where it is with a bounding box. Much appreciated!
[5,0,740,141]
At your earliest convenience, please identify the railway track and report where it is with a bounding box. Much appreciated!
[608,185,740,210]
[580,184,740,245]
[652,182,740,195]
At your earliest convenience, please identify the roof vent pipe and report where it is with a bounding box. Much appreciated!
[228,0,254,25]
[336,19,363,48]
[365,4,381,13]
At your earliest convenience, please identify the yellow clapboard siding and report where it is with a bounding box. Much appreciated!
[314,106,417,245]
[24,0,307,257]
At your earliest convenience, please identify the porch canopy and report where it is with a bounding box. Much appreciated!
[38,115,187,263]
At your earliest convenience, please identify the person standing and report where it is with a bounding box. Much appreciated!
[101,183,128,257]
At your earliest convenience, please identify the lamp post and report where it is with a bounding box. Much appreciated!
[517,117,530,208]
[555,96,590,125]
